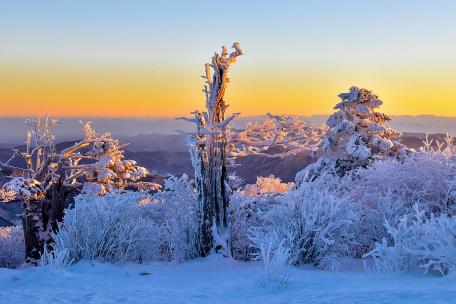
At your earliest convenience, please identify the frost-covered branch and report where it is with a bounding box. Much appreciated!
[228,114,326,158]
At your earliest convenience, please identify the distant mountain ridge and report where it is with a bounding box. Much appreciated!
[0,132,443,185]
[1,115,456,144]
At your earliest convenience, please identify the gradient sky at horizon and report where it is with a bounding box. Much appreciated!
[0,0,455,117]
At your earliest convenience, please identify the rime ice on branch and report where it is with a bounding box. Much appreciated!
[228,113,326,158]
[0,116,153,266]
[299,86,412,182]
[78,124,154,195]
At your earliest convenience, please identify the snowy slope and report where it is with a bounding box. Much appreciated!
[0,256,455,304]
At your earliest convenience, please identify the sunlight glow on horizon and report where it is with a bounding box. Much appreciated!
[1,63,455,118]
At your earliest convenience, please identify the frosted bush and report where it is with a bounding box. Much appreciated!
[245,137,456,267]
[296,149,456,258]
[366,206,456,276]
[230,176,291,261]
[40,247,73,270]
[250,187,356,270]
[0,226,25,268]
[51,192,160,265]
[51,175,200,265]
[258,241,291,289]
[348,152,456,214]
[230,194,259,261]
[241,175,294,196]
[147,174,200,262]
[342,151,456,256]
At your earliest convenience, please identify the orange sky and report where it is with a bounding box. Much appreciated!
[1,63,455,118]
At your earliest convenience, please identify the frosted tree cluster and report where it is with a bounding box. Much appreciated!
[300,86,411,182]
[0,116,152,266]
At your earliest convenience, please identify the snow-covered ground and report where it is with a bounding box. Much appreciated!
[0,256,455,304]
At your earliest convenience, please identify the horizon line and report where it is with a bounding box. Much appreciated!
[1,114,456,119]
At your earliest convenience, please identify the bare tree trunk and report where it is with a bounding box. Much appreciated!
[21,172,68,265]
[197,147,212,256]
[47,171,67,235]
[206,99,231,253]
[22,199,46,266]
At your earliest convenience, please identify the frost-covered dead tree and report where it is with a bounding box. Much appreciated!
[178,43,326,257]
[0,117,152,266]
[178,42,244,255]
[298,86,412,183]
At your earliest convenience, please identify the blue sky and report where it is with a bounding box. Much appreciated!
[2,0,455,66]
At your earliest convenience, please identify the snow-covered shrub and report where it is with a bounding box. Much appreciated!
[348,152,456,214]
[51,175,199,265]
[295,145,456,259]
[40,246,73,270]
[51,175,200,265]
[230,193,259,261]
[227,173,244,191]
[0,226,25,268]
[51,192,159,265]
[258,241,291,289]
[366,206,456,276]
[250,187,356,270]
[241,175,294,196]
[230,176,292,261]
[147,174,200,262]
[340,150,456,256]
